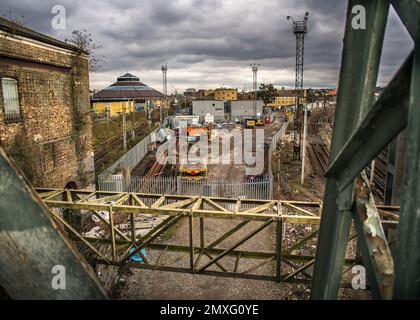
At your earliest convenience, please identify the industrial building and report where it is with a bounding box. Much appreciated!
[192,100,226,122]
[214,88,238,101]
[194,88,238,101]
[92,73,164,116]
[267,89,306,109]
[192,99,263,122]
[237,91,255,100]
[195,89,214,100]
[183,88,196,98]
[267,96,295,108]
[230,100,263,119]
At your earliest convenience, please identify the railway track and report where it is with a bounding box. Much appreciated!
[310,142,330,173]
[131,130,179,194]
[94,112,161,167]
[307,108,387,200]
[308,109,332,175]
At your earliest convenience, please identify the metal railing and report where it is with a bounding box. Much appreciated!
[36,187,399,284]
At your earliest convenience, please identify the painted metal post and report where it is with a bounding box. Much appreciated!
[311,0,388,299]
[275,217,283,282]
[393,46,420,299]
[122,105,127,153]
[109,206,116,262]
[189,214,194,273]
[301,104,308,185]
[200,218,204,249]
[129,195,136,243]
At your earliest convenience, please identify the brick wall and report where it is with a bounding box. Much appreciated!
[0,32,94,188]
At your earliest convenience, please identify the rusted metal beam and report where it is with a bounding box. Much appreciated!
[37,189,400,224]
[283,259,315,282]
[151,195,166,208]
[122,212,186,262]
[283,228,319,255]
[206,220,250,249]
[353,173,394,299]
[189,215,194,272]
[275,218,283,282]
[35,187,400,289]
[282,202,316,216]
[196,218,274,273]
[108,206,117,262]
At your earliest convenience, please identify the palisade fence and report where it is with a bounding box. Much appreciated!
[98,176,271,201]
[97,121,169,181]
[98,121,287,200]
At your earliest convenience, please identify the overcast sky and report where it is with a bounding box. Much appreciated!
[1,0,413,93]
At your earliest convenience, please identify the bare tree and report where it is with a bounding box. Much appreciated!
[66,28,104,72]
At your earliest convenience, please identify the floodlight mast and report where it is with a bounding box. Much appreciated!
[161,64,168,122]
[250,63,260,116]
[287,12,309,161]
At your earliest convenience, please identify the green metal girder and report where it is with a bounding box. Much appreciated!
[0,147,107,300]
[393,46,420,299]
[326,52,412,191]
[311,0,389,299]
[390,0,420,42]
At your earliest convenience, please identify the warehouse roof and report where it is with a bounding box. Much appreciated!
[93,73,164,100]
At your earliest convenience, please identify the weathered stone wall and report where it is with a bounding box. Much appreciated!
[0,31,94,188]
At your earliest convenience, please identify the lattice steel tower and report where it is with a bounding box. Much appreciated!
[250,63,260,116]
[287,12,309,160]
[161,64,168,122]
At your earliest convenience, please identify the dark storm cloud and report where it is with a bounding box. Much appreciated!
[0,0,413,90]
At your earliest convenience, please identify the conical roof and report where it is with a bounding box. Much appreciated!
[117,73,140,82]
[93,73,164,100]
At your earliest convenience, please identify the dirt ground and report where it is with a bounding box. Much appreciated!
[206,113,284,180]
[119,217,312,300]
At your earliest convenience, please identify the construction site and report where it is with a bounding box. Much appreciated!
[0,0,419,305]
